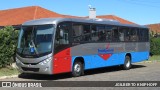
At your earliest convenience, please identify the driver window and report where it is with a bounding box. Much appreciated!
[55,23,69,45]
[54,22,70,54]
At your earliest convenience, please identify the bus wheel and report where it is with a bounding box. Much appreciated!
[72,61,83,77]
[123,56,131,70]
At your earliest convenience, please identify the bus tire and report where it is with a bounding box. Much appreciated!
[123,56,131,70]
[72,61,83,77]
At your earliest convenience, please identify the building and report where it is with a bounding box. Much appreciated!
[147,24,160,37]
[0,6,136,29]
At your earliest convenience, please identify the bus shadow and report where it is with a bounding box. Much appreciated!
[18,73,72,81]
[18,64,146,80]
[84,64,146,76]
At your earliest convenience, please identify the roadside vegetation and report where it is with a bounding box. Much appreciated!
[149,32,160,62]
[0,26,18,68]
[0,26,19,77]
[150,37,160,55]
[149,55,160,62]
[0,66,19,77]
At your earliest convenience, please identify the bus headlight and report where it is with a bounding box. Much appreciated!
[40,57,52,65]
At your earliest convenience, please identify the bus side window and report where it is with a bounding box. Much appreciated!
[91,25,99,41]
[72,24,83,42]
[54,22,71,54]
[138,29,149,42]
[118,27,125,41]
[125,28,130,41]
[73,23,91,42]
[130,28,138,42]
[97,25,106,41]
[55,23,69,45]
[138,29,144,41]
[143,29,149,41]
[106,30,112,41]
[113,27,119,41]
[144,29,149,41]
[83,25,91,41]
[98,31,105,41]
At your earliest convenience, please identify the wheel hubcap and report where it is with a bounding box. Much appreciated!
[74,64,81,72]
[126,60,130,68]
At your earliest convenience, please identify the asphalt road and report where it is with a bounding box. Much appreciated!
[1,62,160,90]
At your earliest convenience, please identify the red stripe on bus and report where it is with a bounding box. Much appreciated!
[53,48,71,74]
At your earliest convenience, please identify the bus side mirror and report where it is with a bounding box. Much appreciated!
[60,29,64,38]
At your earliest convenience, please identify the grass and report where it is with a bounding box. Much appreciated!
[0,66,19,77]
[149,55,160,62]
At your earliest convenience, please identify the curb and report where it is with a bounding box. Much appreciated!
[144,60,159,63]
[137,60,160,64]
[0,75,18,80]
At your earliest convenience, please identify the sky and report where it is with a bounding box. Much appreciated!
[0,0,160,25]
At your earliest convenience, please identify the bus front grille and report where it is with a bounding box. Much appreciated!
[21,67,39,72]
[23,63,38,65]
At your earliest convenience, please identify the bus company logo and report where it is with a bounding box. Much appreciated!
[2,82,11,87]
[98,44,114,54]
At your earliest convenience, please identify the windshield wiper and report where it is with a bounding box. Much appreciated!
[20,46,25,55]
[20,40,25,54]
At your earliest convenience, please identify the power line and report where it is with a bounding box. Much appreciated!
[123,0,160,8]
[127,0,160,4]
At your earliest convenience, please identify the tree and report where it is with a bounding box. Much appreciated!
[0,26,19,68]
[150,37,160,55]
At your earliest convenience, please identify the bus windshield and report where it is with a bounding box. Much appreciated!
[17,24,54,57]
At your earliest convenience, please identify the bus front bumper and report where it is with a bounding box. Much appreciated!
[16,57,53,75]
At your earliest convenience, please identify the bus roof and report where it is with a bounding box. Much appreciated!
[22,18,148,29]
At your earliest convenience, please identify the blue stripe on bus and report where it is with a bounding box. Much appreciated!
[130,51,149,63]
[72,51,149,70]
